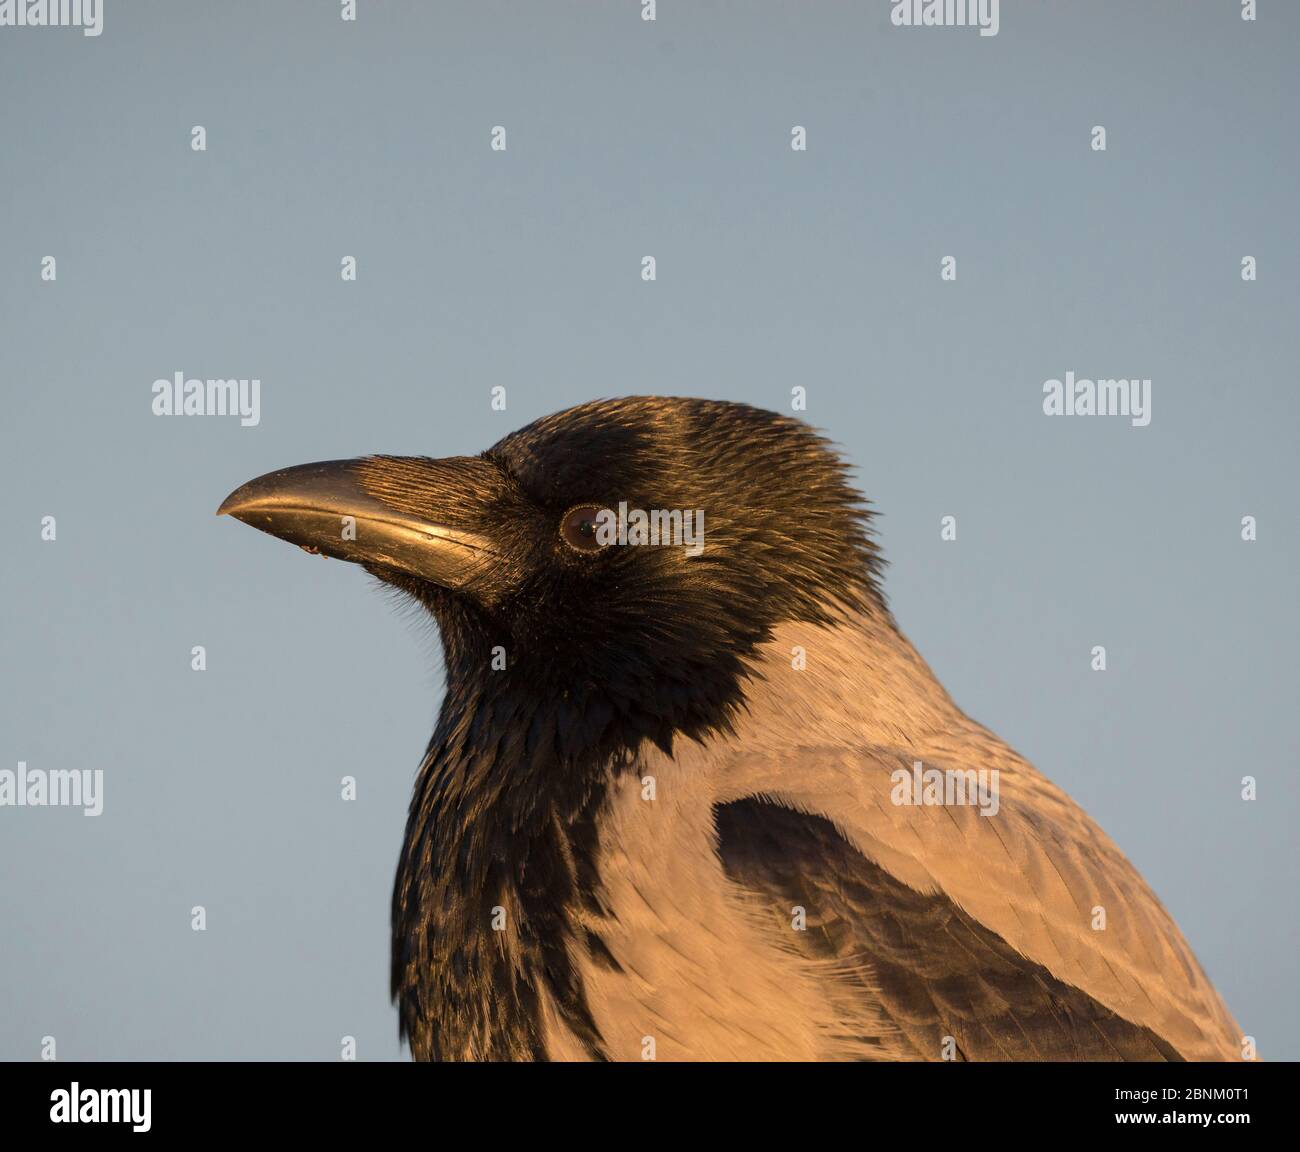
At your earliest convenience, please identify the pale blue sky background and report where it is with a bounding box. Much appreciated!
[2,1,1296,1059]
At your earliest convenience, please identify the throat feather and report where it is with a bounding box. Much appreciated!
[391,673,618,1061]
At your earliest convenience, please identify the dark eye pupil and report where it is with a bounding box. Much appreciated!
[562,507,605,553]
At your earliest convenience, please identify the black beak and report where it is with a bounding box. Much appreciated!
[217,458,499,592]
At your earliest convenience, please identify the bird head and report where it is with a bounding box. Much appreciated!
[218,396,884,751]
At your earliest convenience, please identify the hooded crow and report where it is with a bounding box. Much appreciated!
[218,397,1240,1062]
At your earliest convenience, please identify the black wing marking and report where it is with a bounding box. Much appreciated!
[715,798,1184,1061]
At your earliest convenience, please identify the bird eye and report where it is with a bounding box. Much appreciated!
[561,505,606,553]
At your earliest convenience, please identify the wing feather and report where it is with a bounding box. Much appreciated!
[716,797,1191,1060]
[712,736,1240,1061]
